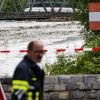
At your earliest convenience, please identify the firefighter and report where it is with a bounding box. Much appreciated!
[11,40,45,100]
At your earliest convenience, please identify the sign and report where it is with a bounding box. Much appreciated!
[89,3,100,30]
[0,82,6,100]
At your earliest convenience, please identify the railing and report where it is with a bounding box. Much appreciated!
[0,12,74,20]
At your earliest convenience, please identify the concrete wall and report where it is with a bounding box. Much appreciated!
[1,75,100,100]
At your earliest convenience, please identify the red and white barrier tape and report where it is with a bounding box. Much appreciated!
[75,48,100,52]
[0,50,11,53]
[0,48,100,53]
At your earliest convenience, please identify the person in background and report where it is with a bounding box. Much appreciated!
[11,40,45,100]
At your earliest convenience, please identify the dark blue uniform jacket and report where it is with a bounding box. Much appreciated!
[11,55,45,100]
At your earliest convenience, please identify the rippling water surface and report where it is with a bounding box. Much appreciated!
[0,20,84,77]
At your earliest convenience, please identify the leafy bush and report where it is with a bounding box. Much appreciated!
[45,50,100,75]
[44,0,100,75]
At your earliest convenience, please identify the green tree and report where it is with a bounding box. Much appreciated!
[2,0,27,12]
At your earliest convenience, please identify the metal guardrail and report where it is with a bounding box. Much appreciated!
[0,12,74,20]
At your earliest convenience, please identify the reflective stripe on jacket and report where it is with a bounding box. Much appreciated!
[11,55,45,100]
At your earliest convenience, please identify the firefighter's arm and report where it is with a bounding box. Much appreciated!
[12,67,30,100]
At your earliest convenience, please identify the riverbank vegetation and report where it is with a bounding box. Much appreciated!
[45,0,100,75]
[2,0,27,12]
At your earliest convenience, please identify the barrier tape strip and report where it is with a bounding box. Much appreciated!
[0,48,100,53]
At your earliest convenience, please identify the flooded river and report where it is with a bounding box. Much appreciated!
[0,20,84,77]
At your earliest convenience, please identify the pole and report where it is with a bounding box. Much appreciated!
[0,81,6,100]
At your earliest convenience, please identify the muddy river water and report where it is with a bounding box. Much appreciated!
[0,20,84,77]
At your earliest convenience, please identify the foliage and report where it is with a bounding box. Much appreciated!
[45,50,100,75]
[2,0,27,12]
[2,0,14,12]
[45,0,100,75]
